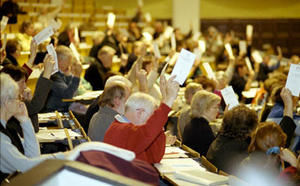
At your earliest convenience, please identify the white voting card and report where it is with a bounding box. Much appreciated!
[252,50,263,63]
[138,0,143,7]
[145,12,152,22]
[34,26,54,45]
[153,42,161,59]
[69,43,80,61]
[245,57,253,72]
[1,16,9,32]
[225,43,235,60]
[246,24,253,38]
[221,86,239,110]
[0,34,7,51]
[142,32,153,41]
[171,33,176,51]
[202,62,216,80]
[163,26,174,39]
[171,48,196,85]
[107,12,116,28]
[286,64,300,97]
[46,44,58,74]
[198,40,206,53]
[239,40,247,54]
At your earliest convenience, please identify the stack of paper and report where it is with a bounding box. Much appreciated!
[72,90,103,101]
[36,128,82,142]
[38,112,63,123]
[174,169,229,186]
[164,146,188,159]
[154,158,205,174]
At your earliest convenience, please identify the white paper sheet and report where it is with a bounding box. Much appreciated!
[252,50,263,63]
[34,26,54,45]
[0,33,7,51]
[225,43,235,60]
[145,12,152,22]
[171,49,196,85]
[154,158,205,174]
[239,40,247,54]
[142,32,153,42]
[153,42,161,59]
[1,16,9,32]
[245,57,253,72]
[221,86,239,110]
[36,129,82,142]
[46,44,58,74]
[107,12,116,28]
[198,40,206,53]
[163,26,174,39]
[202,62,216,80]
[246,24,253,38]
[69,43,80,61]
[286,64,300,97]
[171,33,176,51]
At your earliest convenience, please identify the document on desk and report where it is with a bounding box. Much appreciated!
[46,44,58,74]
[36,128,82,142]
[154,158,205,174]
[286,64,300,97]
[221,86,239,110]
[38,112,63,123]
[171,48,196,85]
[164,146,188,158]
[34,26,54,45]
[174,169,229,186]
[72,90,103,100]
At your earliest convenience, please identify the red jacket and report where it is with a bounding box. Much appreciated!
[103,103,171,164]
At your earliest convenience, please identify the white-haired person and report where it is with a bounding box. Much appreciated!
[103,75,179,164]
[0,73,65,182]
[182,90,221,156]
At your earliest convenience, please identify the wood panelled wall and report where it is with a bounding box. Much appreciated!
[201,19,300,58]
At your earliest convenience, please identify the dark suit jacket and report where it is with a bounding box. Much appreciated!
[182,117,215,156]
[84,60,108,90]
[42,71,80,112]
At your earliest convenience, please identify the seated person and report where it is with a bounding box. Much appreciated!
[88,81,130,141]
[85,46,115,90]
[207,105,258,173]
[16,21,35,51]
[177,82,202,140]
[1,54,54,132]
[3,39,21,66]
[42,45,82,112]
[103,75,179,164]
[182,90,221,156]
[230,60,255,100]
[0,73,65,182]
[85,75,132,131]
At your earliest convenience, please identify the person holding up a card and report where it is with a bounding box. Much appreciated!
[41,45,82,112]
[230,59,255,100]
[256,46,282,82]
[1,54,55,133]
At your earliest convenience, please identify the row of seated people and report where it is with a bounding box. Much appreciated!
[1,4,300,186]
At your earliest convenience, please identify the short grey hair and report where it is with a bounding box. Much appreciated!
[0,73,19,105]
[56,45,73,64]
[191,90,221,118]
[125,92,158,114]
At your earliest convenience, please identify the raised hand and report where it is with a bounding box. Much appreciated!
[72,60,83,78]
[27,40,38,68]
[280,87,293,118]
[160,75,179,108]
[43,54,55,79]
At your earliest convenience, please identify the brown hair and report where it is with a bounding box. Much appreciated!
[5,39,20,55]
[220,105,258,140]
[98,82,127,108]
[194,75,216,92]
[248,122,287,153]
[19,21,32,33]
[1,64,27,81]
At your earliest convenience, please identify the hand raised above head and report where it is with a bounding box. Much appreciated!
[160,75,179,107]
[43,54,55,79]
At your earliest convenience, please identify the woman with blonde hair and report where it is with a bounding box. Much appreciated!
[182,90,221,156]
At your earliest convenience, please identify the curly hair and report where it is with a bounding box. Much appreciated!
[219,105,258,140]
[248,121,287,153]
